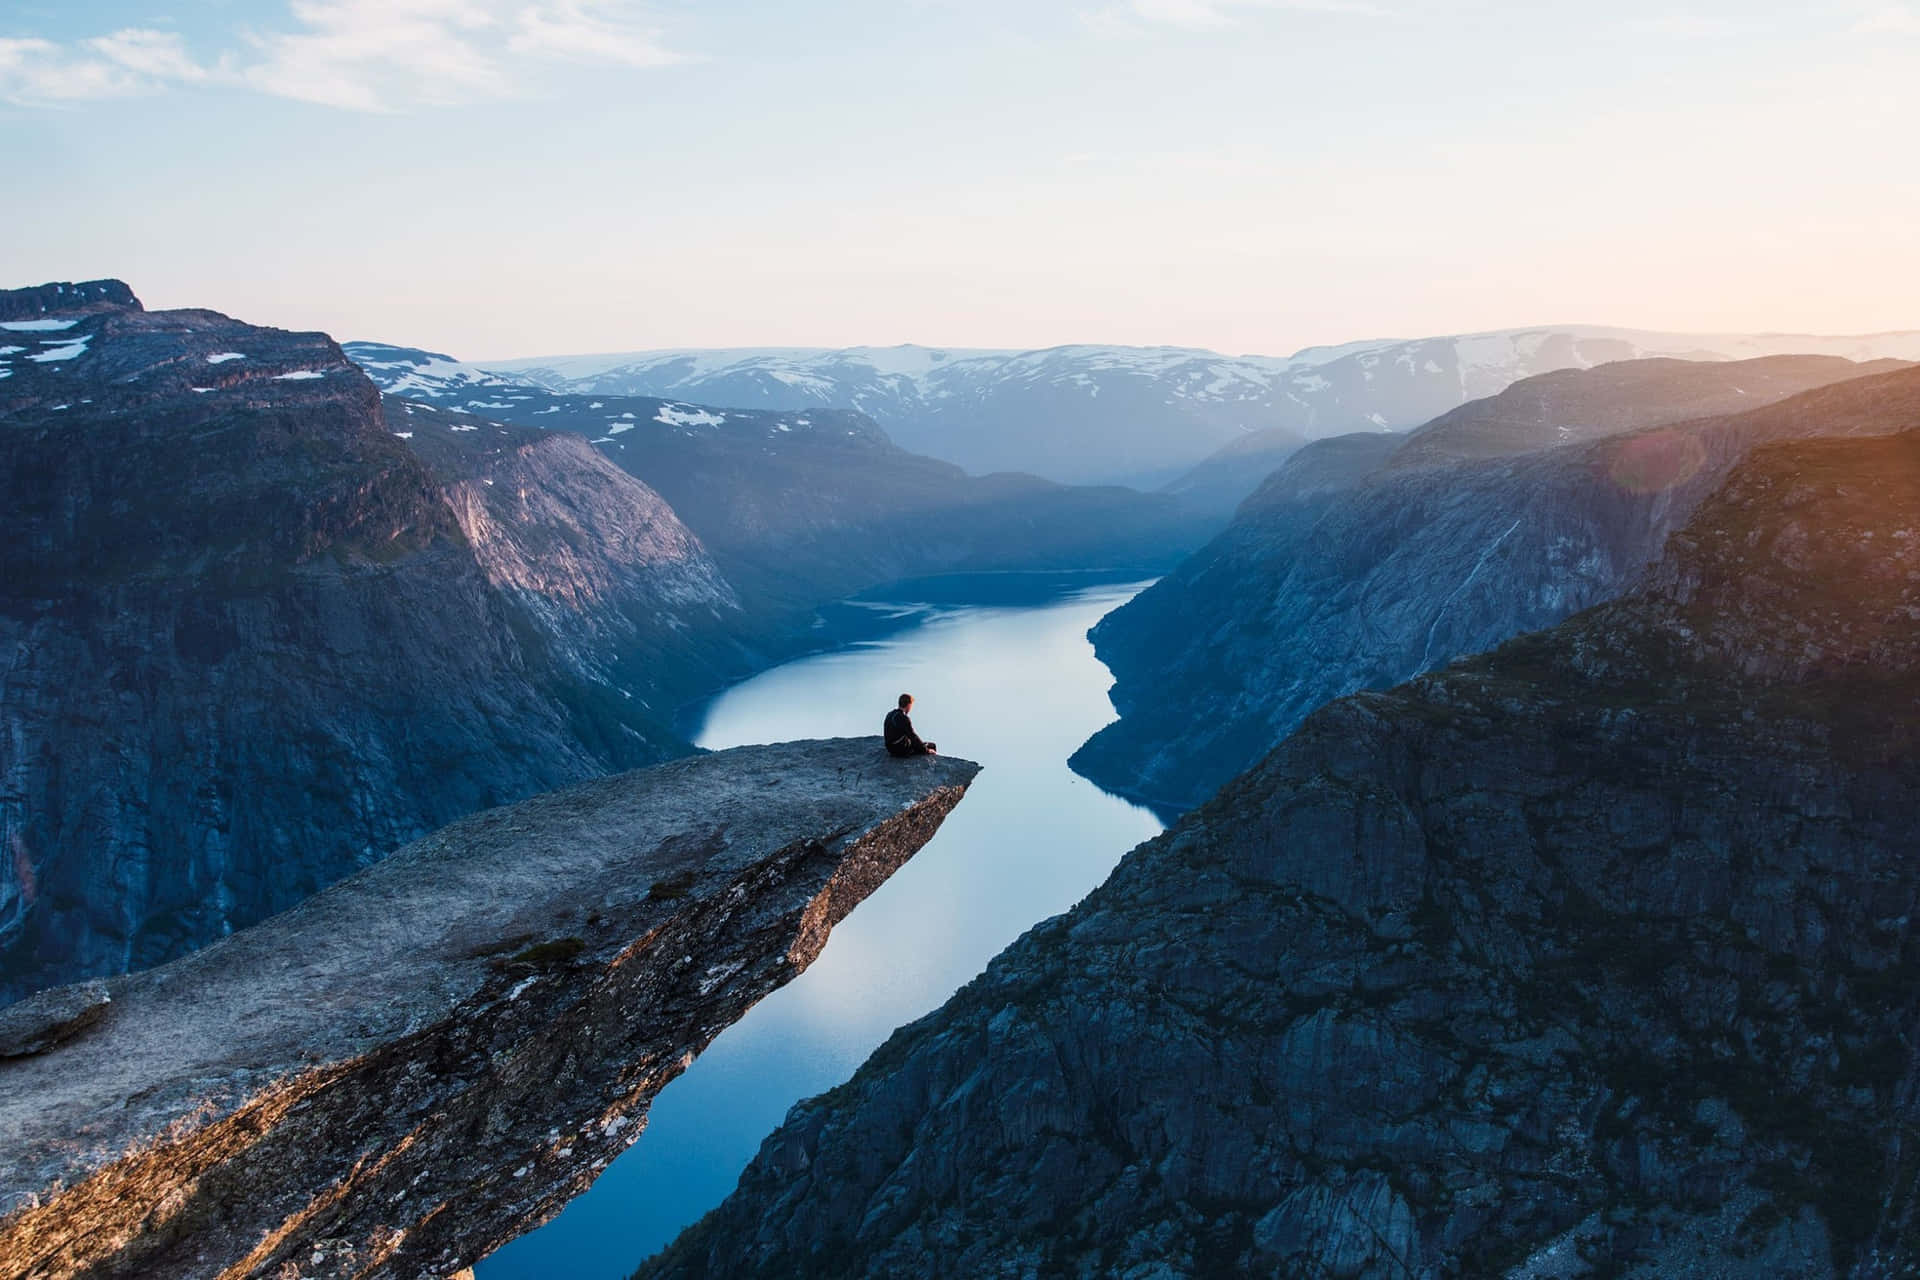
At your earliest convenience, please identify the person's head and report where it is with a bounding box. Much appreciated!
[898,693,913,710]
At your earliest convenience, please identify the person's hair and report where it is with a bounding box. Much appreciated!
[898,693,913,708]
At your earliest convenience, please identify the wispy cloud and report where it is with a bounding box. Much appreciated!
[508,1,679,68]
[89,29,211,84]
[0,1,681,112]
[0,31,200,105]
[239,0,515,111]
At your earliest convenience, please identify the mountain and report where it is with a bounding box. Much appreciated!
[341,339,532,402]
[0,282,737,1003]
[444,326,1920,488]
[1073,355,1917,816]
[1387,354,1910,472]
[640,422,1920,1278]
[1155,423,1314,518]
[347,347,1215,612]
[1156,352,1885,523]
[485,343,1306,488]
[381,395,751,719]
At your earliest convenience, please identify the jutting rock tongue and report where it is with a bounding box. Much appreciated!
[640,430,1920,1277]
[0,739,979,1280]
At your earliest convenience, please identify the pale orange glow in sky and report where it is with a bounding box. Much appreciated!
[4,1,1917,358]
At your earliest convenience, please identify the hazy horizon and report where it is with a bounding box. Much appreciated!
[462,321,1920,368]
[6,1,1919,358]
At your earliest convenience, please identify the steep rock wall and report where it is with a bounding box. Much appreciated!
[644,431,1920,1278]
[1077,362,1920,815]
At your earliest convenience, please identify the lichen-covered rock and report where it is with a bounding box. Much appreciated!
[642,431,1920,1278]
[0,739,978,1280]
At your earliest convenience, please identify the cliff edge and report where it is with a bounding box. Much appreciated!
[0,739,978,1280]
[642,431,1920,1277]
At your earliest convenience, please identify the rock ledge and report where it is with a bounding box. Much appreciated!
[0,738,977,1280]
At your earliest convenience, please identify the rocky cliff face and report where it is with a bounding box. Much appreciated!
[347,349,1213,612]
[0,279,139,323]
[571,395,1210,609]
[0,283,732,1002]
[1156,423,1315,520]
[386,396,749,726]
[1150,351,1878,524]
[640,427,1920,1279]
[1075,358,1920,816]
[0,740,979,1280]
[1387,354,1909,472]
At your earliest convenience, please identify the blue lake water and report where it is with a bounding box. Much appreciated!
[478,580,1164,1279]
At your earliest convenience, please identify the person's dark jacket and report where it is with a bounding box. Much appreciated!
[884,708,932,757]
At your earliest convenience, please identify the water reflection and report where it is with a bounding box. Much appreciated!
[479,582,1162,1279]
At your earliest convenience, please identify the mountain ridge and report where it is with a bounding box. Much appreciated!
[1073,356,1920,816]
[347,348,1216,618]
[454,325,1920,487]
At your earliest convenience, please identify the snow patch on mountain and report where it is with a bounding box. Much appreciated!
[29,338,90,363]
[346,327,1920,488]
[341,342,526,402]
[655,404,726,428]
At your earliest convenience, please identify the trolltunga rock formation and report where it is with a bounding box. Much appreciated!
[0,738,978,1280]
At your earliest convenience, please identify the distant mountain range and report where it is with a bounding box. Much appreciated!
[350,327,1920,490]
[351,344,1213,609]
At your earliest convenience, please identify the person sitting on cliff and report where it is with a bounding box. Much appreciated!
[884,694,937,757]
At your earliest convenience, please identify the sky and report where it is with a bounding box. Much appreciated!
[3,1,1918,360]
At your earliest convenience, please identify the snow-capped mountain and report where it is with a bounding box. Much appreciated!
[482,343,1319,487]
[339,342,535,405]
[353,328,1920,489]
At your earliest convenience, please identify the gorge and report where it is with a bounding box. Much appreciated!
[9,276,1920,1280]
[481,577,1163,1278]
[0,280,1201,1003]
[641,417,1920,1279]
